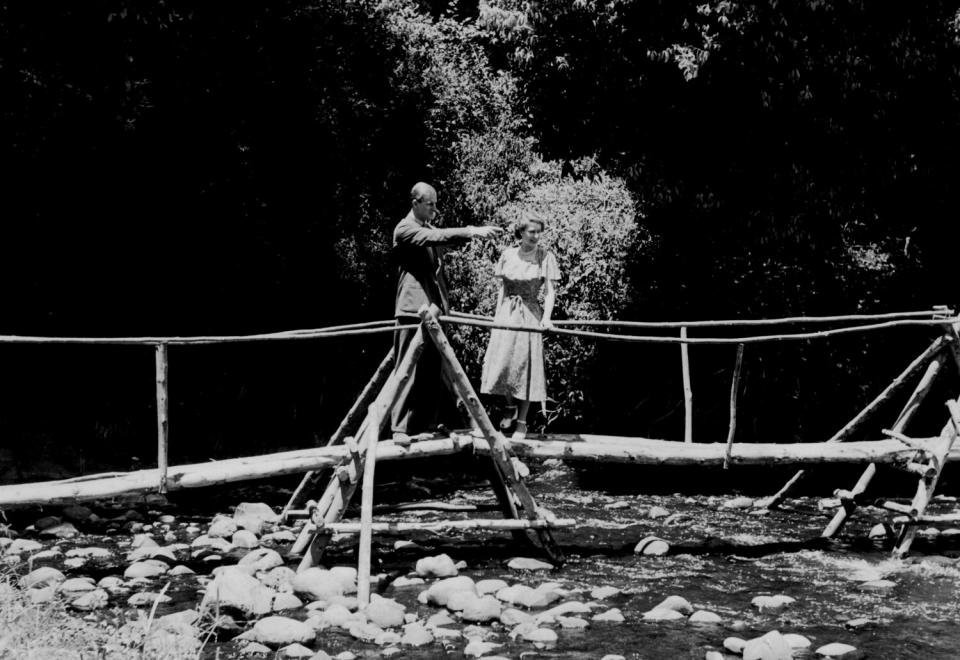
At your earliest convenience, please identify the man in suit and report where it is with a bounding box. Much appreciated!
[391,182,502,440]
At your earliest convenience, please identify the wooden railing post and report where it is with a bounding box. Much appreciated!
[155,343,169,494]
[680,326,693,443]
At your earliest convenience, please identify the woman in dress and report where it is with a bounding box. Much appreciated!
[480,214,560,438]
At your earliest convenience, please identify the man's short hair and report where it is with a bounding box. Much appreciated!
[410,182,434,203]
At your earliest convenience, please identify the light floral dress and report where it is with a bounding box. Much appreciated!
[480,245,560,402]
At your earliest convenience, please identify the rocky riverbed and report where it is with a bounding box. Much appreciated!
[2,458,960,659]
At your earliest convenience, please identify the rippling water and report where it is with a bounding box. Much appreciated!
[16,457,960,659]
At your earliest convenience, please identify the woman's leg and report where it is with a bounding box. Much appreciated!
[499,393,518,430]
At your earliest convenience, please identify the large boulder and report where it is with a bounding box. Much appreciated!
[743,630,793,660]
[238,548,284,573]
[202,566,276,616]
[234,503,279,535]
[462,595,502,623]
[415,554,459,578]
[246,616,315,647]
[292,568,347,601]
[366,597,405,628]
[424,576,477,607]
[20,566,65,589]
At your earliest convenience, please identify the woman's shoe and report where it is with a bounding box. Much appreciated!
[511,421,528,440]
[499,405,518,431]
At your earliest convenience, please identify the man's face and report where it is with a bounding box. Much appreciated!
[412,189,438,223]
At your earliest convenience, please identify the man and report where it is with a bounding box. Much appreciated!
[391,182,502,440]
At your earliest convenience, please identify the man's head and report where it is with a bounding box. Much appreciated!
[410,182,438,223]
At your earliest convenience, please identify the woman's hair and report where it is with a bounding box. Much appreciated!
[513,213,546,240]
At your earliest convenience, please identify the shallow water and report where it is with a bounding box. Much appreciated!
[10,459,960,659]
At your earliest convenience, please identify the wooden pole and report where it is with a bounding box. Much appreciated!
[724,344,745,469]
[325,518,576,533]
[680,326,693,443]
[155,344,169,494]
[821,354,944,538]
[419,304,564,564]
[357,404,379,609]
[282,348,395,518]
[293,325,428,570]
[893,399,959,557]
[760,335,948,508]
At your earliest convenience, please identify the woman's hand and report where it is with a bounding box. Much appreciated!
[540,318,554,331]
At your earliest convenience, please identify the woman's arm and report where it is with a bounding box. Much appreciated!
[541,277,555,330]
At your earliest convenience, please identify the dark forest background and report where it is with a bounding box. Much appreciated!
[1,0,958,482]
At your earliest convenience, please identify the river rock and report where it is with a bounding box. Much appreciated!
[260,566,296,591]
[558,615,589,628]
[400,622,433,646]
[868,523,889,538]
[507,557,554,571]
[543,601,591,617]
[859,579,896,590]
[705,652,725,660]
[374,630,402,646]
[131,533,159,549]
[202,566,276,616]
[815,642,858,657]
[129,591,173,607]
[278,643,314,658]
[124,560,170,579]
[261,530,297,544]
[58,577,97,596]
[743,630,792,660]
[723,496,755,509]
[169,565,195,576]
[40,521,79,539]
[784,633,812,649]
[67,546,113,560]
[98,576,126,592]
[316,604,362,629]
[70,588,110,611]
[522,627,558,645]
[689,610,722,623]
[424,575,476,606]
[654,595,694,614]
[415,553,458,578]
[464,639,502,657]
[476,578,508,595]
[348,622,384,643]
[600,656,626,660]
[367,597,405,628]
[462,594,502,622]
[292,568,346,601]
[232,530,260,549]
[21,566,65,589]
[446,589,479,612]
[392,576,425,588]
[751,594,795,611]
[593,607,625,622]
[268,592,300,611]
[647,506,671,519]
[208,515,239,538]
[634,536,670,556]
[247,616,315,647]
[6,538,43,556]
[724,637,747,653]
[239,642,273,655]
[63,505,94,522]
[591,585,621,599]
[35,515,62,530]
[643,607,683,621]
[191,535,233,552]
[238,547,284,573]
[328,566,358,594]
[234,502,279,535]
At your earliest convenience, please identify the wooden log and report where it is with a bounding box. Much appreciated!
[294,325,428,569]
[324,518,576,534]
[881,429,936,454]
[357,404,379,609]
[877,500,914,514]
[893,462,938,479]
[154,344,169,494]
[477,436,934,466]
[282,348,395,519]
[724,344,745,469]
[420,305,564,564]
[762,336,948,509]
[822,357,943,538]
[894,400,960,557]
[680,327,693,443]
[892,512,960,525]
[0,436,468,508]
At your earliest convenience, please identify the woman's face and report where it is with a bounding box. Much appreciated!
[520,221,542,247]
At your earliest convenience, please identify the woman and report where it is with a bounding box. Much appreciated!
[480,214,560,438]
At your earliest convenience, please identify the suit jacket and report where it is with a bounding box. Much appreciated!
[393,212,472,318]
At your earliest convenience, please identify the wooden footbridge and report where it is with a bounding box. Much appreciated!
[2,305,959,607]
